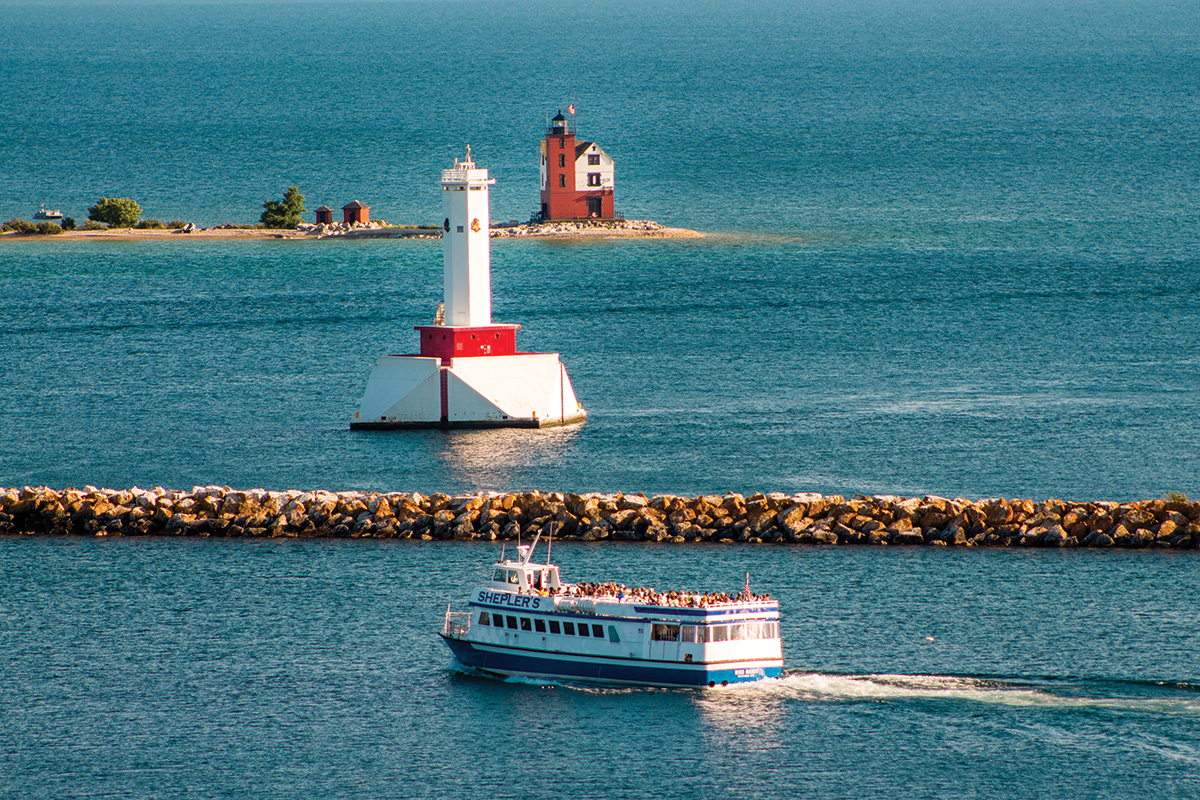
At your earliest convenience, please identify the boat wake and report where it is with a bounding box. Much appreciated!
[707,671,1200,715]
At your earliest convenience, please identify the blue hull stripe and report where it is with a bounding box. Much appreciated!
[441,635,782,687]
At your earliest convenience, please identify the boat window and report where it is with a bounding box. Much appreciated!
[478,612,491,626]
[520,618,532,631]
[712,625,729,642]
[577,623,590,637]
[730,623,745,640]
[608,625,620,643]
[507,570,519,585]
[506,616,519,629]
[493,569,505,582]
[764,621,777,639]
[696,626,711,643]
[492,615,506,627]
[592,624,604,638]
[535,619,547,633]
[680,625,696,643]
[563,621,575,635]
[533,571,543,590]
[745,622,760,639]
[549,620,561,634]
[651,623,680,642]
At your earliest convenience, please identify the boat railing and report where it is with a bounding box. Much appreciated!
[443,605,472,639]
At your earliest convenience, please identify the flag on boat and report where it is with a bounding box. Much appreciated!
[567,104,576,114]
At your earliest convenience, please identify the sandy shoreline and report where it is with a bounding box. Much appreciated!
[0,220,704,242]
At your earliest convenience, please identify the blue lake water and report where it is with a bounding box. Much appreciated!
[2,0,1200,796]
[3,537,1199,799]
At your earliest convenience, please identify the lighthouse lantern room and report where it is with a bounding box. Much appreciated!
[352,147,587,430]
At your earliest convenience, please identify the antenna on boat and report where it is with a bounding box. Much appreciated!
[522,530,543,565]
[500,543,506,562]
[546,521,554,564]
[743,572,751,600]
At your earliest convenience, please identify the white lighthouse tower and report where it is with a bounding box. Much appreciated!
[352,147,587,430]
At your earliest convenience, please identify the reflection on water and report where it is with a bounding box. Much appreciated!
[694,681,788,746]
[436,426,582,491]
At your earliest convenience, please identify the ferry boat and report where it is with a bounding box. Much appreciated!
[440,533,783,687]
[33,206,63,220]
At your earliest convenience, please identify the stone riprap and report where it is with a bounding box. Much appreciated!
[1,486,1198,549]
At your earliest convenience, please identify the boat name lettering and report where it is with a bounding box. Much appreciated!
[477,590,541,609]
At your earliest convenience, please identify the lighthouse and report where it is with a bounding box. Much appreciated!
[538,109,616,220]
[351,147,587,430]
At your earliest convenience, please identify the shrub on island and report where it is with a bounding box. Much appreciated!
[167,220,188,229]
[136,219,166,229]
[260,186,306,229]
[61,217,76,230]
[79,220,107,231]
[36,222,64,235]
[2,218,37,234]
[88,197,142,228]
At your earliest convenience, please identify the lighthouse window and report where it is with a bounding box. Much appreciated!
[478,612,491,626]
[549,620,561,634]
[534,619,547,633]
[558,153,566,168]
[558,174,566,188]
[587,173,601,187]
[588,154,600,166]
[520,618,532,632]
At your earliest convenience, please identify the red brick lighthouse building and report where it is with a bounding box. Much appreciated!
[539,109,615,220]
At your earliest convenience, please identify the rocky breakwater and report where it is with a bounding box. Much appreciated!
[1,487,1199,549]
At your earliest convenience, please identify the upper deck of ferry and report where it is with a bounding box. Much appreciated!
[476,547,778,619]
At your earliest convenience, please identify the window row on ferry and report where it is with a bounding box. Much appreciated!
[651,621,779,642]
[479,611,617,642]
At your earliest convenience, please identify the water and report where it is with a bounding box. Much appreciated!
[3,537,1199,799]
[2,0,1200,796]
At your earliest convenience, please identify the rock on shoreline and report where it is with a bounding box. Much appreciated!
[1,486,1198,549]
[490,219,702,238]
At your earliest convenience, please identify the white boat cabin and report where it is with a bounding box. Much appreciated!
[490,545,561,593]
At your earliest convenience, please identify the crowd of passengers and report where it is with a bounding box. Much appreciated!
[527,581,771,607]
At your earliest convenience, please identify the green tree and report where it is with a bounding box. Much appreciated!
[88,197,142,228]
[260,186,305,228]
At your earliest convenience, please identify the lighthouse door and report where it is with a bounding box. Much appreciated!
[586,197,602,217]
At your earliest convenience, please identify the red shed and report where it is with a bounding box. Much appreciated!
[342,200,370,224]
[314,205,334,224]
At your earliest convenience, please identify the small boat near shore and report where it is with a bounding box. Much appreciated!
[439,532,783,687]
[33,206,63,220]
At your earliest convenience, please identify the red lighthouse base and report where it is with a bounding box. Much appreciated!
[352,323,586,430]
[415,324,520,363]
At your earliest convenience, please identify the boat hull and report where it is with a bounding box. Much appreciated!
[441,634,782,687]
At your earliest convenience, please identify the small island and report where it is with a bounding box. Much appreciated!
[1,218,703,241]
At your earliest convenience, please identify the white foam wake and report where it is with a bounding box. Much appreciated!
[709,672,1200,715]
